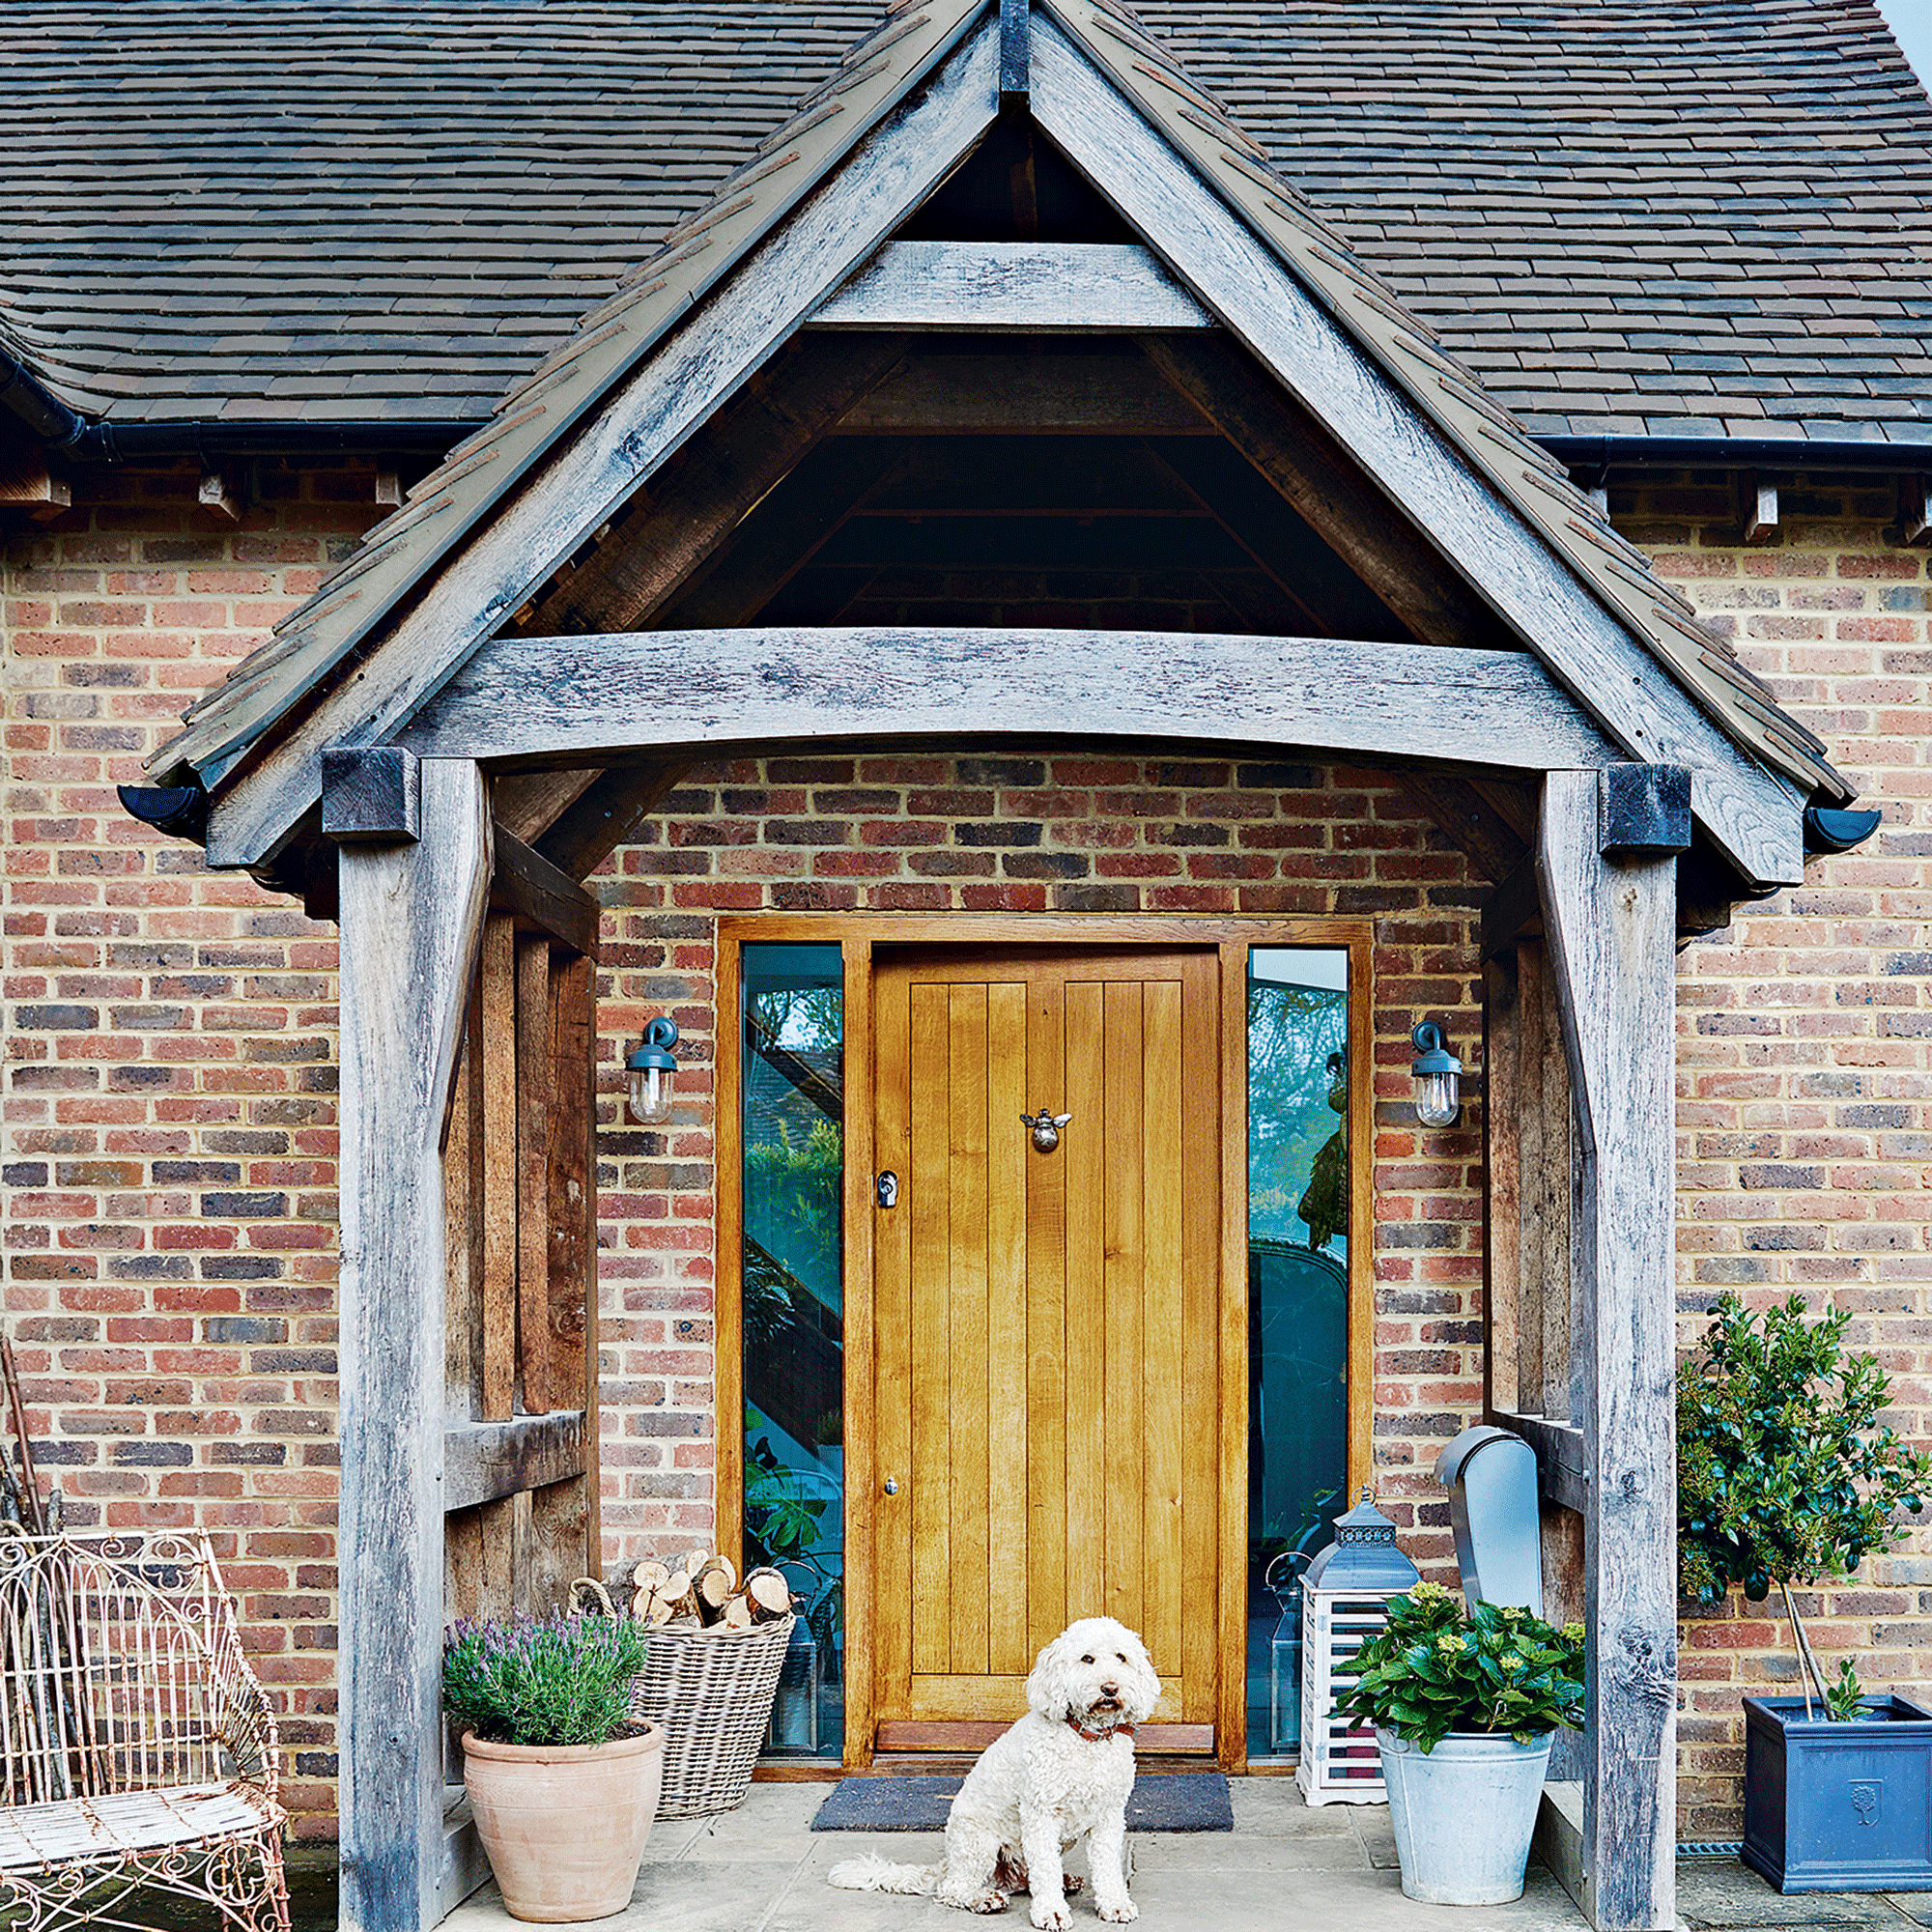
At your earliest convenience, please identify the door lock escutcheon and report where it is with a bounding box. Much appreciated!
[876,1171,898,1208]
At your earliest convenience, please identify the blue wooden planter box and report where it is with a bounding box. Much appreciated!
[1743,1694,1932,1892]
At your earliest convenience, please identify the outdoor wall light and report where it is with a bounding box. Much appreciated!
[1409,1022,1462,1128]
[626,1018,680,1125]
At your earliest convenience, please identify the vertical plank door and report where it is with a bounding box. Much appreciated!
[870,949,1219,1745]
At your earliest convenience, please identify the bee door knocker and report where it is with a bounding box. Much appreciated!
[1020,1108,1072,1152]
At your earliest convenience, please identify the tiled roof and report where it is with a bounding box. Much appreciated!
[3,1,1927,440]
[1146,0,1932,443]
[0,1,878,422]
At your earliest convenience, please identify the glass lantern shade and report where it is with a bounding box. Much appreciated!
[1408,1022,1462,1128]
[626,1018,680,1125]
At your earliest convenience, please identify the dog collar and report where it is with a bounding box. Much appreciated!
[1066,1715,1134,1743]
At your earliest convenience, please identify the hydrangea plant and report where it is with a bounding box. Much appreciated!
[1330,1581,1585,1753]
[442,1610,650,1747]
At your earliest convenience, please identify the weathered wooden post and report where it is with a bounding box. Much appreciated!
[331,753,492,1932]
[1538,766,1684,1932]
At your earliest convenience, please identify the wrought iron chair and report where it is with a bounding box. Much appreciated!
[0,1530,290,1932]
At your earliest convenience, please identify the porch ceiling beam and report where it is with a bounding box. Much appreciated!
[1140,336,1504,653]
[528,332,912,639]
[808,240,1216,332]
[202,19,1002,871]
[654,440,914,631]
[831,348,1214,435]
[397,625,1621,776]
[1032,15,1804,890]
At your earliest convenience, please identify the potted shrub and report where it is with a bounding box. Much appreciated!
[1679,1293,1932,1892]
[1332,1580,1584,1904]
[443,1606,662,1922]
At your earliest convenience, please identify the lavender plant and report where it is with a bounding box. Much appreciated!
[443,1611,650,1747]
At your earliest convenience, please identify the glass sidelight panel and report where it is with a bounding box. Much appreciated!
[1245,947,1351,1761]
[741,943,844,1756]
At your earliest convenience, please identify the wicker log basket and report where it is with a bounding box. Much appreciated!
[572,1575,795,1820]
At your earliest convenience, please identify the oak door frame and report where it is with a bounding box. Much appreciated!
[714,913,1376,1773]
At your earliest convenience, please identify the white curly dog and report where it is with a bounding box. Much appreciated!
[828,1617,1160,1928]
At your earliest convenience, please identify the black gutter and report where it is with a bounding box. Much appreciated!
[1542,434,1932,476]
[67,419,468,460]
[0,346,87,445]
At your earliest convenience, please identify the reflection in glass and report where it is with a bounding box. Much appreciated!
[1245,949,1350,1761]
[741,944,844,1756]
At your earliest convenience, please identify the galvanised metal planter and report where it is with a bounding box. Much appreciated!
[1376,1727,1554,1905]
[1743,1694,1932,1893]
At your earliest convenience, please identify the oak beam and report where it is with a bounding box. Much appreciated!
[1139,336,1501,651]
[336,759,491,1932]
[491,829,602,958]
[532,332,911,637]
[655,440,911,630]
[534,760,689,882]
[833,349,1212,435]
[402,627,1620,774]
[1538,769,1677,1932]
[810,241,1214,332]
[443,1411,588,1513]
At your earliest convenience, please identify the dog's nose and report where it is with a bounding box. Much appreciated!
[1100,1681,1120,1698]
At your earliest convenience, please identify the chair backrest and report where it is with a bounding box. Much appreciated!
[0,1530,251,1805]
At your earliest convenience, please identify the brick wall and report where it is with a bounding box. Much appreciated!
[1629,470,1932,1836]
[7,457,1929,1841]
[2,459,382,1835]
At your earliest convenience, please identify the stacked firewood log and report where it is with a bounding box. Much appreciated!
[628,1550,793,1631]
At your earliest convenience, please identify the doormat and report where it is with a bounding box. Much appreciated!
[810,1774,1233,1833]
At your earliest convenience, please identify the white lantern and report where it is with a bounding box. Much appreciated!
[1295,1487,1421,1806]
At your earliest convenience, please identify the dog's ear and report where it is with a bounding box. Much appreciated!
[1025,1634,1074,1720]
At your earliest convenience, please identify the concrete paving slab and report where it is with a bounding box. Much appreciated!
[1226,1781,1357,1836]
[1122,1861,1584,1931]
[1676,1859,1911,1927]
[446,1860,810,1932]
[1127,1831,1368,1871]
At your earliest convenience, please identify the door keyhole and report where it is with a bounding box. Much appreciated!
[876,1172,898,1208]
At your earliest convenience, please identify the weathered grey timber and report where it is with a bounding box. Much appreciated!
[400,627,1621,773]
[323,746,421,841]
[490,831,600,958]
[1031,16,1804,889]
[810,240,1215,331]
[336,759,492,1932]
[1538,770,1678,1932]
[201,20,1002,871]
[443,1412,587,1514]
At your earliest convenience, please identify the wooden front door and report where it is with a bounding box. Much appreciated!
[870,948,1221,1746]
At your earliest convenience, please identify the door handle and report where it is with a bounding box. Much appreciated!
[876,1172,898,1208]
[883,1476,899,1495]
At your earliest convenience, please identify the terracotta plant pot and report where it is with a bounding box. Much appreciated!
[462,1722,664,1922]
